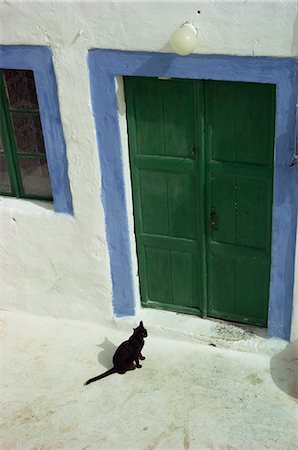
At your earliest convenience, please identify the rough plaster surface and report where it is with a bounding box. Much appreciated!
[1,2,298,57]
[1,310,297,450]
[0,1,298,333]
[1,197,113,322]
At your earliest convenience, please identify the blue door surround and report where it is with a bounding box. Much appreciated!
[89,50,298,340]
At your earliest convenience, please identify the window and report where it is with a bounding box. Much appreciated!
[0,69,52,200]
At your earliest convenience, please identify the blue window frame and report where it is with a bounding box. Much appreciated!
[0,46,73,214]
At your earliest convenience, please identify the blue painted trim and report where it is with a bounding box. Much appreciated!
[0,45,73,214]
[88,50,297,339]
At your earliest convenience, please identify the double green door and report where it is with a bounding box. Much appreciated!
[124,77,275,327]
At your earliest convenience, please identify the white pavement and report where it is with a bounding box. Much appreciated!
[1,310,297,450]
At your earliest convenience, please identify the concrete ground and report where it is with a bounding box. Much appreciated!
[1,310,297,450]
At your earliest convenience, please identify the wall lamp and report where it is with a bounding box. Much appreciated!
[170,22,198,56]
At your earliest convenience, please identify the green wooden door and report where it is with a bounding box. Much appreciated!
[124,77,275,326]
[205,81,275,326]
[124,77,205,315]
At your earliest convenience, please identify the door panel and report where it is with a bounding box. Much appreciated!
[167,172,197,239]
[145,247,172,303]
[210,255,236,316]
[133,77,195,157]
[235,257,269,320]
[125,76,203,315]
[139,170,197,239]
[210,253,269,323]
[237,177,272,250]
[144,246,199,310]
[205,81,275,326]
[208,81,274,166]
[139,171,168,235]
[171,251,198,308]
[125,76,275,327]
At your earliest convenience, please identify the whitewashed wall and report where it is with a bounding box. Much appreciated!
[1,1,297,335]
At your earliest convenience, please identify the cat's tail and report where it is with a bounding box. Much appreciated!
[84,367,116,385]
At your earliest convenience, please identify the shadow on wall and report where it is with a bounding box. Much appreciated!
[270,339,298,399]
[131,47,175,77]
[97,338,117,369]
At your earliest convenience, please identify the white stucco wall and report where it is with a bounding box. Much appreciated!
[1,1,297,334]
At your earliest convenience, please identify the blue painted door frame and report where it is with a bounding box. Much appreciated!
[88,50,298,340]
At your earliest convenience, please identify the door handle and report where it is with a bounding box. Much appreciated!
[210,207,218,232]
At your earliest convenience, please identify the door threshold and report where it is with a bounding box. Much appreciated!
[119,308,287,356]
[207,316,268,339]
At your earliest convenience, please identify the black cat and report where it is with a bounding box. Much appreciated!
[84,321,148,385]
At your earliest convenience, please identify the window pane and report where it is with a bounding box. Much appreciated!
[18,157,52,198]
[0,153,11,193]
[11,113,46,154]
[2,69,39,111]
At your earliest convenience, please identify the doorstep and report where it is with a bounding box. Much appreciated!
[113,308,288,356]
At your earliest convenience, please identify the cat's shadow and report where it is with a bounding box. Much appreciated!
[96,338,117,369]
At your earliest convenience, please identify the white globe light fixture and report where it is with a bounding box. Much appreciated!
[170,22,198,56]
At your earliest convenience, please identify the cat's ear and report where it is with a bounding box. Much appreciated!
[140,321,143,326]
